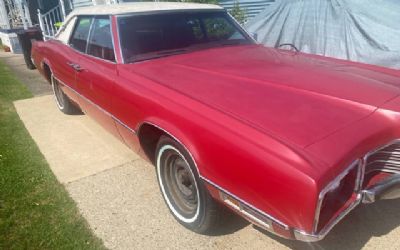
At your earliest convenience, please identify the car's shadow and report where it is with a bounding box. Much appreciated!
[214,199,400,248]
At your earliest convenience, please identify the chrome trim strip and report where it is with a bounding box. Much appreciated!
[294,196,361,242]
[53,75,136,135]
[200,176,289,230]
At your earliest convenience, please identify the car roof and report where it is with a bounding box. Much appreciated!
[68,2,224,16]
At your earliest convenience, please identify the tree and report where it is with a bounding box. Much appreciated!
[229,1,247,25]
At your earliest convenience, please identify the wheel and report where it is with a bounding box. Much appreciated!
[23,54,35,69]
[156,136,223,234]
[51,74,80,115]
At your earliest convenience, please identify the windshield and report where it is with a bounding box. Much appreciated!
[118,11,253,63]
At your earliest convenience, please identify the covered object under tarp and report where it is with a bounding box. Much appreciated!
[245,0,400,69]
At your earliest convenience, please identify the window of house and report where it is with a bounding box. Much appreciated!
[87,17,115,62]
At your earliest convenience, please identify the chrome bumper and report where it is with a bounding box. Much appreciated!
[362,174,400,203]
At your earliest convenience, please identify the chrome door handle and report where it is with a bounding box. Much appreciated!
[72,64,84,72]
[67,62,84,72]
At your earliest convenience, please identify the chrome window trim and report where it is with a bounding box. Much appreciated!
[115,15,124,64]
[85,17,96,54]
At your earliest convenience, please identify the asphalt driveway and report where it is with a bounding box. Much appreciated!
[6,52,400,250]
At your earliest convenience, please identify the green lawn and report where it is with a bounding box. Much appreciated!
[0,61,105,249]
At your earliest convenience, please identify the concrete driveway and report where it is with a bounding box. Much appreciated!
[7,53,400,249]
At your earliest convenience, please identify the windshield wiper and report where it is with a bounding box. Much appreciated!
[219,41,245,46]
[156,49,188,56]
[127,49,190,63]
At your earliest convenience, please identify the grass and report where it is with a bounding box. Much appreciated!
[0,61,105,249]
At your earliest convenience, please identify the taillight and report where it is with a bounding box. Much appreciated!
[315,161,359,232]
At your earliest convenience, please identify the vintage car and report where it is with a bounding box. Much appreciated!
[31,2,400,242]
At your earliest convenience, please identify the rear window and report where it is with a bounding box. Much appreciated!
[118,11,251,63]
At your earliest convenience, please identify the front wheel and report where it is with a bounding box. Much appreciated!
[156,136,223,234]
[51,74,80,115]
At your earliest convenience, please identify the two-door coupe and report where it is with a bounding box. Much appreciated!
[31,2,400,242]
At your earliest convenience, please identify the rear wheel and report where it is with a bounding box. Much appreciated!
[156,136,223,234]
[51,74,80,115]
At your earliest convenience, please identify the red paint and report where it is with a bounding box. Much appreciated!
[32,22,400,236]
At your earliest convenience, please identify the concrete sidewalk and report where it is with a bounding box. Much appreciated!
[0,51,51,96]
[14,95,400,250]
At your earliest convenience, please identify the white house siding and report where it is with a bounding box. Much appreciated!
[219,0,276,20]
[72,0,94,8]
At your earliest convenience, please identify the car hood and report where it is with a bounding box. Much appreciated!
[123,45,400,147]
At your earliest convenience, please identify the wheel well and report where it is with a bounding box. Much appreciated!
[43,63,51,84]
[138,123,168,164]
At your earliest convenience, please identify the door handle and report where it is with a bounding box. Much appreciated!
[72,64,84,72]
[67,62,84,72]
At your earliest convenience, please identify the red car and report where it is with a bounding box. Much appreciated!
[32,2,400,242]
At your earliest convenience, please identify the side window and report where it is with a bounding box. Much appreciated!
[70,17,92,52]
[87,17,115,62]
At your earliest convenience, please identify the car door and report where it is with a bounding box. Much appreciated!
[50,16,82,103]
[74,16,121,139]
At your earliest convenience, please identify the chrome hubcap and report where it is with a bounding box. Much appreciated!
[162,149,198,217]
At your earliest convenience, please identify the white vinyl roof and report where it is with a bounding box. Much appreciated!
[68,2,223,17]
[56,2,224,45]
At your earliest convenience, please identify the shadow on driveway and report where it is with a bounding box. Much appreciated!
[249,199,400,249]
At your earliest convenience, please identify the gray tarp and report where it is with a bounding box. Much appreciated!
[245,0,400,69]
